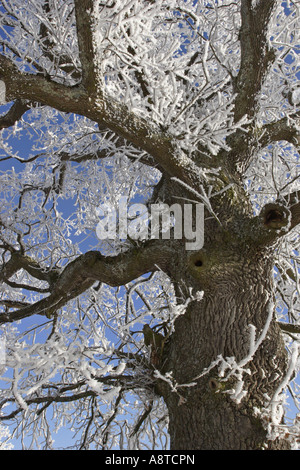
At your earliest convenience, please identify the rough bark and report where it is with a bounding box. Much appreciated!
[0,0,299,451]
[142,178,292,449]
[159,247,289,450]
[0,149,295,450]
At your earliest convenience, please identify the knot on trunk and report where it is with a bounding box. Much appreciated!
[261,203,291,230]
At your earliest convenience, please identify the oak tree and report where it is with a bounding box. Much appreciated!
[0,0,300,450]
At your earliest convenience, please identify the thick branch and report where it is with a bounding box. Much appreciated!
[0,240,173,324]
[130,401,153,438]
[257,114,300,150]
[290,203,300,230]
[0,54,86,113]
[0,99,30,130]
[284,190,300,230]
[0,54,210,191]
[234,0,277,122]
[0,251,60,285]
[74,0,101,94]
[278,322,300,335]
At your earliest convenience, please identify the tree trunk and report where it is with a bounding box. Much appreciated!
[158,240,289,450]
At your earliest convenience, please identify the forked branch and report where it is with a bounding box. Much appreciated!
[0,240,173,324]
[0,54,196,185]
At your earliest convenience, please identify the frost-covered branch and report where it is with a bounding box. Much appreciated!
[0,0,299,450]
[0,373,135,422]
[0,240,173,324]
[0,54,200,185]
